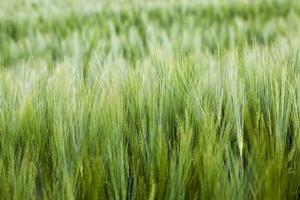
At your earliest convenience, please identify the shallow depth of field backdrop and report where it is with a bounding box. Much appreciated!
[1,0,300,199]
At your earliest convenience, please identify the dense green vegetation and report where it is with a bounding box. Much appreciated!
[1,0,300,199]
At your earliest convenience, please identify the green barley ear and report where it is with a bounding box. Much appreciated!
[149,167,156,200]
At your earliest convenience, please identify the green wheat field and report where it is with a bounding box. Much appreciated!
[1,0,300,199]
